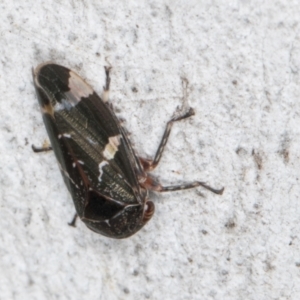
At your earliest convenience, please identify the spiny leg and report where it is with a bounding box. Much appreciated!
[159,181,224,195]
[141,174,224,195]
[140,107,195,172]
[138,77,224,195]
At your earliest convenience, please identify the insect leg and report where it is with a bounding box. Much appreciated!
[141,173,224,195]
[32,145,52,152]
[68,213,78,227]
[158,181,224,195]
[102,66,112,103]
[140,107,195,172]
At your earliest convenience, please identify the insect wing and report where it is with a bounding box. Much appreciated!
[33,64,146,237]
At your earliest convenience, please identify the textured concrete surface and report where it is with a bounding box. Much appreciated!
[1,1,300,299]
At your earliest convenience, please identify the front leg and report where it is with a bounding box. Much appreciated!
[140,107,195,172]
[102,66,112,103]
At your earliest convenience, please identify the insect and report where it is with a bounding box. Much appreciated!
[32,63,224,239]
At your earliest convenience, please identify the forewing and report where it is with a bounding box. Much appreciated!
[34,64,143,213]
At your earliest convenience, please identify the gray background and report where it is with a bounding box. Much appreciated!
[1,1,300,299]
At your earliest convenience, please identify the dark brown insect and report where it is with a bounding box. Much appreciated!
[33,63,224,238]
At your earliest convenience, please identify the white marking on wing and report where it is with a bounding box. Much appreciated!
[67,71,93,102]
[103,135,121,160]
[98,160,109,182]
[54,71,94,110]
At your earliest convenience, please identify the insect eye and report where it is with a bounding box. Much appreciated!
[143,201,155,223]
